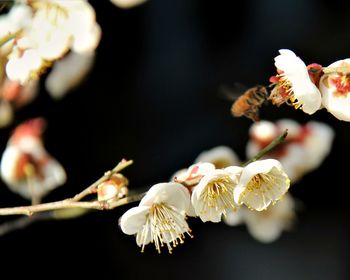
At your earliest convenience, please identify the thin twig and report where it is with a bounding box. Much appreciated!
[72,159,133,202]
[0,191,145,216]
[242,129,288,166]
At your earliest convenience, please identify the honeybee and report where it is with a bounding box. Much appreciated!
[230,85,270,121]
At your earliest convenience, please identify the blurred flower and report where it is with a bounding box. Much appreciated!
[45,51,95,99]
[194,145,240,168]
[319,59,350,121]
[234,159,290,211]
[271,49,322,114]
[0,100,13,128]
[0,4,32,52]
[110,0,147,9]
[0,118,66,201]
[224,193,296,243]
[97,173,129,201]
[246,119,334,182]
[120,182,193,253]
[4,0,101,84]
[192,166,242,222]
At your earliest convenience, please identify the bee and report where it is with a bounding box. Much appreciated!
[230,85,270,122]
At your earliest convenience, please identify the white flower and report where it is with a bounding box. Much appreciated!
[274,49,322,114]
[45,51,95,99]
[301,121,334,173]
[242,193,296,243]
[194,146,240,168]
[234,159,290,211]
[0,118,66,200]
[223,207,244,226]
[192,166,242,222]
[319,59,350,121]
[6,48,44,84]
[172,162,215,186]
[120,182,193,253]
[246,119,334,183]
[4,0,101,84]
[110,0,147,9]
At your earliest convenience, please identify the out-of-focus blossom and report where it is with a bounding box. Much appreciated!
[192,166,242,222]
[246,119,334,182]
[45,51,95,99]
[97,173,129,201]
[319,59,350,121]
[0,78,39,127]
[4,0,101,84]
[270,49,322,114]
[194,145,240,168]
[224,193,296,243]
[233,159,290,211]
[120,182,193,253]
[0,118,66,201]
[0,4,32,51]
[110,0,147,9]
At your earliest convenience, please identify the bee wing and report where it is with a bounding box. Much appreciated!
[218,82,248,102]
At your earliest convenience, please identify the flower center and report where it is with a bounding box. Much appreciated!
[138,203,192,254]
[271,75,302,110]
[201,176,236,215]
[330,74,350,96]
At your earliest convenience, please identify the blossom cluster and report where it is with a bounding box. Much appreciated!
[120,158,290,253]
[269,49,350,121]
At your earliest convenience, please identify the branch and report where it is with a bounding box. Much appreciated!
[0,192,146,216]
[242,129,288,166]
[72,159,133,201]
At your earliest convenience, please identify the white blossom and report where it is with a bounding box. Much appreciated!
[274,49,322,114]
[234,159,290,211]
[194,145,240,168]
[120,182,193,253]
[319,59,350,121]
[45,51,95,99]
[110,0,147,9]
[0,118,66,200]
[192,166,242,222]
[244,193,295,243]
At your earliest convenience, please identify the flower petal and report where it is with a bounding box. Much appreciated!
[140,182,190,213]
[120,205,150,235]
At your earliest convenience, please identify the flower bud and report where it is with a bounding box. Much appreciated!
[97,173,128,201]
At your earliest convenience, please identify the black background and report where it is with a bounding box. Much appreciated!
[1,0,350,279]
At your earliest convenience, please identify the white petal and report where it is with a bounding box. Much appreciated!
[239,159,283,187]
[245,213,283,243]
[0,145,21,186]
[110,0,147,9]
[194,146,240,168]
[45,51,95,99]
[320,59,350,121]
[140,182,190,213]
[223,208,244,226]
[120,205,150,235]
[274,49,322,114]
[72,24,101,54]
[276,119,301,138]
[41,158,67,191]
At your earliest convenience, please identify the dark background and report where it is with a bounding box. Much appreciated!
[1,0,350,279]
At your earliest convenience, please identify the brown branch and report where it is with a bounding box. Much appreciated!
[72,159,133,202]
[0,191,146,216]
